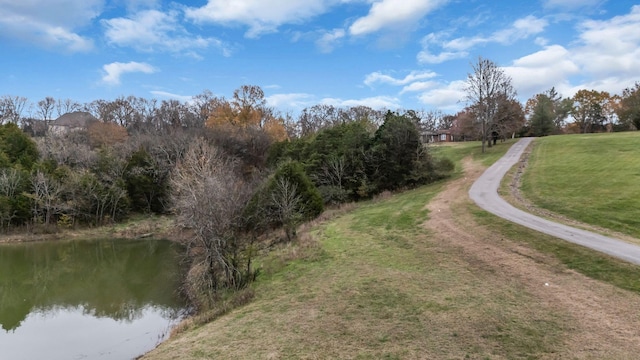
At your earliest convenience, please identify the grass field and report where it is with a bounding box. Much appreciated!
[148,176,567,359]
[146,141,570,359]
[521,132,640,238]
[430,138,518,173]
[145,138,640,359]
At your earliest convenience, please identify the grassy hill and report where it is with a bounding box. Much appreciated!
[144,138,640,360]
[521,132,640,238]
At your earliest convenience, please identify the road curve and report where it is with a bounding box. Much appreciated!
[469,137,640,266]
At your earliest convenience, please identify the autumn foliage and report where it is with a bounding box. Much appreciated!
[205,85,287,142]
[87,121,128,148]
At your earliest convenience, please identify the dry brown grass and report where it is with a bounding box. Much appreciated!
[0,214,177,243]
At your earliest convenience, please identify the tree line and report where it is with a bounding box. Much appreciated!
[456,57,640,151]
[2,60,639,305]
[0,85,454,308]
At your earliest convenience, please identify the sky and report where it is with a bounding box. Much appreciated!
[1,0,639,116]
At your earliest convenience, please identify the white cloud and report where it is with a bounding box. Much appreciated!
[503,45,579,99]
[492,15,548,43]
[103,9,231,56]
[543,0,600,10]
[419,15,548,64]
[349,0,447,36]
[44,26,94,52]
[441,36,486,51]
[321,95,401,109]
[0,0,100,52]
[417,49,466,64]
[534,37,549,46]
[120,0,160,11]
[572,5,640,81]
[185,0,332,38]
[102,61,157,85]
[316,28,346,53]
[417,80,466,111]
[400,81,437,94]
[149,90,193,102]
[446,15,548,51]
[492,5,640,101]
[266,93,315,109]
[186,0,448,39]
[364,70,437,87]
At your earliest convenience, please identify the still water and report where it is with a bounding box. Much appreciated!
[0,238,188,360]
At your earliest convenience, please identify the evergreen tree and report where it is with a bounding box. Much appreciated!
[530,94,555,136]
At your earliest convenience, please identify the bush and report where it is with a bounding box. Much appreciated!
[0,123,39,170]
[433,157,455,177]
[245,160,324,242]
[317,185,349,205]
[271,160,323,221]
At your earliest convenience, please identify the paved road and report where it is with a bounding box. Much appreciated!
[469,137,640,266]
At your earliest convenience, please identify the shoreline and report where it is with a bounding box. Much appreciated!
[0,214,180,244]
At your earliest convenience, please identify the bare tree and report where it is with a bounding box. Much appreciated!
[341,105,385,126]
[30,171,63,225]
[191,90,216,126]
[270,177,302,242]
[84,99,116,123]
[117,96,154,132]
[0,168,23,199]
[156,99,198,129]
[36,97,56,122]
[411,109,444,133]
[109,96,136,128]
[465,57,517,152]
[171,137,258,304]
[299,104,339,136]
[55,98,81,118]
[37,131,96,169]
[0,95,28,124]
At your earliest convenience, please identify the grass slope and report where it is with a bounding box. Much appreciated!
[148,188,565,359]
[521,132,640,238]
[145,138,640,359]
[146,141,570,359]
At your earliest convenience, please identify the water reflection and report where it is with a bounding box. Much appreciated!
[0,239,187,359]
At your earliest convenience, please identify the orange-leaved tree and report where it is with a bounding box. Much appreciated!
[205,85,287,141]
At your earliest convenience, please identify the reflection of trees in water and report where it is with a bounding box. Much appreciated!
[0,239,186,332]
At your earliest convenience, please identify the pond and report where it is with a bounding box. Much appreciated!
[0,238,188,360]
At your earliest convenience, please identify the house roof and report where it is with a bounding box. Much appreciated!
[53,111,99,128]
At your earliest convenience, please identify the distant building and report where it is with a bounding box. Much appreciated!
[21,118,48,137]
[421,130,454,143]
[49,112,99,135]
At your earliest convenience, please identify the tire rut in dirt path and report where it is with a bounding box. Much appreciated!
[424,157,640,358]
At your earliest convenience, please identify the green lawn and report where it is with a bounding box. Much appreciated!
[429,138,518,176]
[147,178,567,360]
[521,132,640,238]
[145,138,640,359]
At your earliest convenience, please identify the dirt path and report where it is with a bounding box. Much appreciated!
[425,157,640,358]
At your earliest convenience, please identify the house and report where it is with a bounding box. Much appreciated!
[49,112,99,135]
[421,130,454,143]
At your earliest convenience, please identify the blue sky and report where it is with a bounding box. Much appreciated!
[1,0,639,116]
